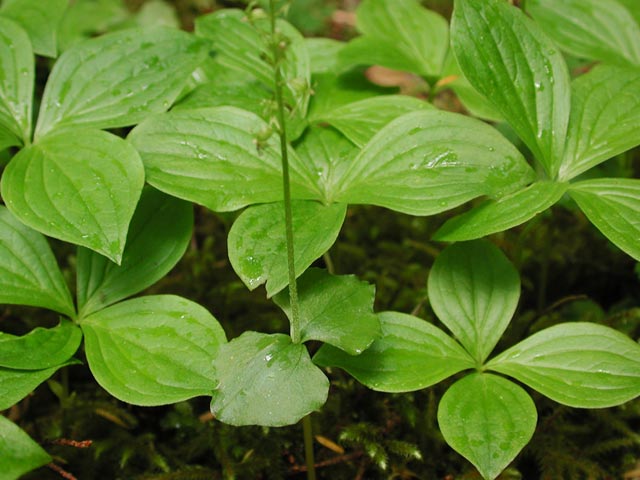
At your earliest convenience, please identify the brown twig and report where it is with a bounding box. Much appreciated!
[50,438,93,448]
[47,463,77,480]
[288,451,364,475]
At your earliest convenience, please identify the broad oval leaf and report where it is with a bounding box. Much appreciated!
[0,416,51,479]
[569,178,640,261]
[0,207,75,316]
[487,323,640,408]
[0,364,68,410]
[76,187,193,318]
[340,0,449,77]
[526,0,640,67]
[314,311,475,392]
[34,27,207,137]
[559,65,640,181]
[294,126,358,203]
[82,295,227,406]
[335,110,535,216]
[210,331,329,427]
[438,373,537,480]
[1,129,145,263]
[0,320,81,370]
[274,268,381,354]
[228,200,347,297]
[0,0,67,58]
[0,17,33,145]
[428,240,520,365]
[433,182,568,241]
[311,95,433,148]
[129,106,320,211]
[452,0,571,178]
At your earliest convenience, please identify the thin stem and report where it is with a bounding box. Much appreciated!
[302,415,317,480]
[269,0,301,343]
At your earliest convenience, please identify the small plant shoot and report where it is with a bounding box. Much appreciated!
[0,0,639,478]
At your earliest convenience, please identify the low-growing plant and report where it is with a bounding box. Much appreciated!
[0,0,639,479]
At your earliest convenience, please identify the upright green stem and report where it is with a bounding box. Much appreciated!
[269,5,316,479]
[269,0,300,344]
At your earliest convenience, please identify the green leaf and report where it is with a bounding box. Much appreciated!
[0,17,33,145]
[559,65,640,180]
[129,106,320,211]
[34,27,207,138]
[82,295,226,406]
[306,38,344,74]
[76,187,193,318]
[195,10,310,119]
[57,0,129,53]
[439,51,503,122]
[428,241,520,365]
[334,110,535,215]
[526,0,640,67]
[0,126,21,151]
[274,268,380,354]
[487,322,640,408]
[210,331,328,427]
[294,126,358,203]
[618,0,640,25]
[314,311,474,392]
[311,95,433,148]
[0,0,67,58]
[0,320,81,370]
[569,178,640,261]
[0,416,51,479]
[174,80,269,113]
[1,129,144,263]
[0,206,75,317]
[433,182,569,241]
[452,0,571,178]
[438,373,537,480]
[339,0,449,77]
[228,201,346,297]
[0,364,67,410]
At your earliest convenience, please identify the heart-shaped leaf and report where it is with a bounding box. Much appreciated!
[526,0,640,66]
[433,181,568,241]
[0,17,34,145]
[0,0,67,58]
[310,95,433,148]
[339,0,449,77]
[0,320,81,370]
[569,178,640,261]
[487,322,640,408]
[438,373,537,480]
[0,207,75,317]
[274,268,380,354]
[559,65,640,180]
[210,331,329,427]
[34,26,207,137]
[314,311,474,392]
[228,200,347,297]
[128,107,321,211]
[452,0,571,178]
[82,295,226,405]
[0,416,51,479]
[1,129,145,263]
[76,187,193,318]
[334,110,534,215]
[428,240,520,364]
